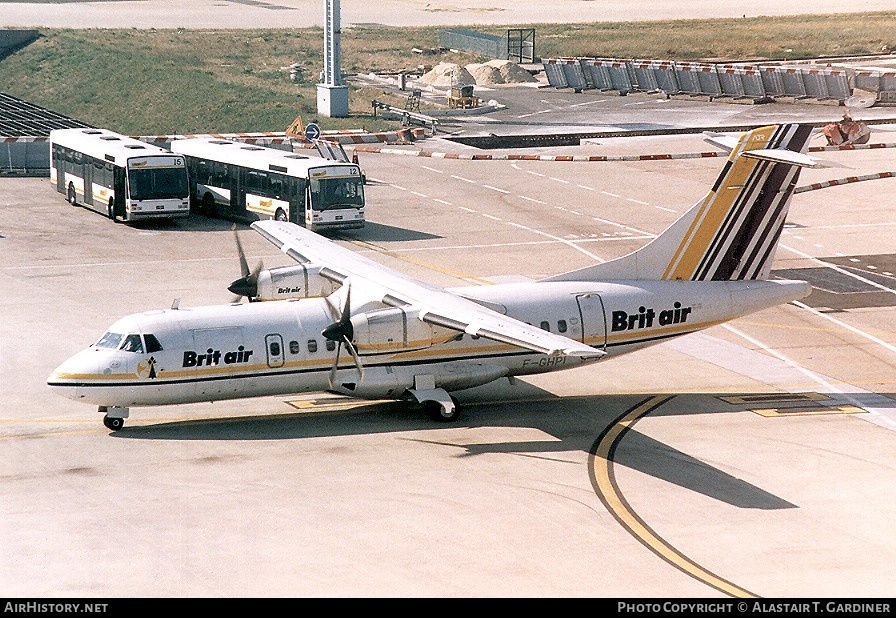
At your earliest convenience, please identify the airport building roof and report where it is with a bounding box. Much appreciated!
[0,92,91,138]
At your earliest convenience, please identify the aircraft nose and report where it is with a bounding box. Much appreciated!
[47,350,98,400]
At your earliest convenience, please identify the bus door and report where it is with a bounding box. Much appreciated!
[113,167,127,218]
[53,146,65,193]
[82,159,94,206]
[288,177,305,225]
[232,166,244,215]
[575,293,608,352]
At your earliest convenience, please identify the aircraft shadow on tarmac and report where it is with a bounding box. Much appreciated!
[335,221,441,243]
[103,388,888,510]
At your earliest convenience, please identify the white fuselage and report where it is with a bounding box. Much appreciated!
[47,278,809,408]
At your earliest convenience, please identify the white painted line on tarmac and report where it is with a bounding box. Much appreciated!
[592,216,655,237]
[723,323,896,431]
[482,185,509,194]
[507,221,604,261]
[450,175,476,183]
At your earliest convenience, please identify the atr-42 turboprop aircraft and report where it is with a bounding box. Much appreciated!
[49,124,817,430]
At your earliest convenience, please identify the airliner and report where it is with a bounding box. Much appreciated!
[49,124,817,430]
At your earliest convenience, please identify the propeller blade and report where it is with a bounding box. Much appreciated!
[328,340,343,389]
[343,335,365,382]
[323,280,364,387]
[233,224,250,279]
[228,226,264,301]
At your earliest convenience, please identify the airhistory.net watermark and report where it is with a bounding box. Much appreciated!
[3,604,107,614]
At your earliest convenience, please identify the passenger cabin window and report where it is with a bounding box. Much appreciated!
[326,339,336,352]
[540,321,550,331]
[307,339,318,353]
[289,340,300,354]
[558,320,568,333]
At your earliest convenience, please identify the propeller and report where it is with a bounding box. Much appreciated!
[227,225,263,302]
[322,281,365,388]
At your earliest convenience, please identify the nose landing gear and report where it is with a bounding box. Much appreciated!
[99,406,129,431]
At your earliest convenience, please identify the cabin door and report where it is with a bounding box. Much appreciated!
[575,293,607,352]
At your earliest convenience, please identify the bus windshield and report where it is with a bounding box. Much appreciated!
[309,177,364,211]
[128,166,189,201]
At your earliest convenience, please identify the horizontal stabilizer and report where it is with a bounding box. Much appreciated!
[742,148,819,168]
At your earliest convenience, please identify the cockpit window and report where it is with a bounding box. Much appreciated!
[121,334,144,353]
[96,332,124,349]
[144,334,163,353]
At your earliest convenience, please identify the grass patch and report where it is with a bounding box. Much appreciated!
[1,12,894,134]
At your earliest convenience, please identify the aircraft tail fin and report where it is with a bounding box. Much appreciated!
[544,124,816,283]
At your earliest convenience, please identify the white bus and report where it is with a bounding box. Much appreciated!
[49,128,190,222]
[170,138,365,232]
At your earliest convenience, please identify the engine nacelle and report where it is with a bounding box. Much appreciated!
[255,264,336,301]
[350,306,458,355]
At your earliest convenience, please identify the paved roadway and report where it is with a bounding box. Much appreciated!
[3,0,896,29]
[4,1,896,600]
[3,100,896,596]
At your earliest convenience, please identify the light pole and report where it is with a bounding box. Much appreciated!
[316,0,349,118]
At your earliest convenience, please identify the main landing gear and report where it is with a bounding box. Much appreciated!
[405,387,460,422]
[99,405,129,431]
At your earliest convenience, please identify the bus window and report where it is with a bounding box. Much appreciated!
[310,177,364,210]
[128,166,189,201]
[197,160,211,184]
[246,170,267,193]
[269,173,286,200]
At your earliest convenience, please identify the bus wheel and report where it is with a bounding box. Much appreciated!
[67,183,77,205]
[275,208,288,222]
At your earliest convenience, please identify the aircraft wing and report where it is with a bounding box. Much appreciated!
[251,220,605,359]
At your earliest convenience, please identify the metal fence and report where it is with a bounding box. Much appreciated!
[440,28,536,63]
[541,57,894,105]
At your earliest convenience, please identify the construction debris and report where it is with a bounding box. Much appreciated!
[822,114,871,146]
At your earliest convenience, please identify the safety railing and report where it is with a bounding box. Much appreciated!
[542,57,895,105]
